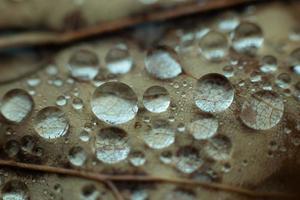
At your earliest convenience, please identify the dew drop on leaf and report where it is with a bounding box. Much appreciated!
[240,90,284,130]
[203,135,232,161]
[0,89,34,124]
[260,55,277,73]
[1,180,30,200]
[68,146,87,167]
[194,73,234,113]
[232,21,263,55]
[95,127,130,164]
[143,119,175,149]
[143,85,170,113]
[175,146,203,174]
[34,106,69,139]
[199,31,229,62]
[187,114,218,140]
[105,44,133,74]
[91,82,138,125]
[145,47,182,79]
[68,48,99,81]
[129,151,146,167]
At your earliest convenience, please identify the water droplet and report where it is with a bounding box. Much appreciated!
[145,47,182,79]
[26,77,41,87]
[204,135,232,161]
[232,22,263,55]
[81,184,100,200]
[91,82,138,125]
[2,180,29,200]
[188,114,218,140]
[290,48,300,72]
[95,127,130,164]
[240,90,284,130]
[260,55,277,73]
[129,151,146,167]
[175,146,203,174]
[223,65,234,78]
[56,95,67,106]
[68,48,99,81]
[79,131,90,142]
[4,140,20,157]
[217,12,239,32]
[68,146,87,166]
[194,73,234,113]
[199,31,228,62]
[143,86,170,113]
[0,89,34,123]
[105,44,133,74]
[275,73,291,89]
[72,97,83,110]
[143,119,175,149]
[34,106,69,139]
[160,151,173,164]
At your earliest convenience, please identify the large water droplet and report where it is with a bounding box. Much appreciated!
[2,180,29,200]
[203,135,232,161]
[145,47,182,79]
[0,89,33,123]
[105,44,133,74]
[187,114,218,140]
[34,106,69,139]
[68,146,87,167]
[68,48,99,81]
[143,119,175,149]
[199,31,228,62]
[143,86,170,113]
[95,127,130,164]
[175,146,203,174]
[91,82,138,125]
[240,90,284,130]
[194,73,234,113]
[232,22,263,55]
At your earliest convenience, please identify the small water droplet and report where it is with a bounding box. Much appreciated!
[34,106,69,139]
[204,135,232,161]
[143,119,175,149]
[194,73,234,113]
[68,48,99,81]
[68,146,87,167]
[2,180,29,200]
[56,95,67,106]
[95,127,130,164]
[129,151,146,167]
[199,31,228,62]
[4,140,20,157]
[260,55,277,73]
[275,73,291,89]
[72,97,83,110]
[188,114,218,140]
[240,90,284,130]
[105,44,133,74]
[175,146,203,174]
[145,47,182,79]
[0,89,34,123]
[143,86,170,113]
[232,22,263,55]
[91,82,138,125]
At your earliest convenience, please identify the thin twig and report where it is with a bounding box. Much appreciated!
[0,0,258,49]
[0,160,296,199]
[105,181,124,200]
